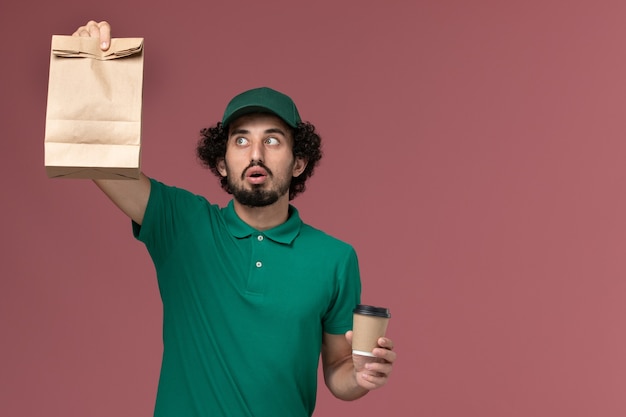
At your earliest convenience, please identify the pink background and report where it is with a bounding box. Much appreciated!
[2,1,626,416]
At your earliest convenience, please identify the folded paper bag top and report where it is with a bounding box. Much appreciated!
[44,35,144,179]
[52,35,144,59]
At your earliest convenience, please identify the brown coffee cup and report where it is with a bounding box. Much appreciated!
[352,304,391,357]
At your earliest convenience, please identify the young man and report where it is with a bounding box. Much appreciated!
[72,20,396,417]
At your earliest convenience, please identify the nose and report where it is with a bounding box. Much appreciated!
[249,140,264,162]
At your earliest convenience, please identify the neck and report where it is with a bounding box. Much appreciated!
[232,195,291,231]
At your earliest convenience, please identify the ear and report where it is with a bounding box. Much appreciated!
[217,158,227,177]
[292,157,308,178]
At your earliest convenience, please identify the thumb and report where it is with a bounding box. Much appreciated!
[345,330,353,346]
[97,21,112,50]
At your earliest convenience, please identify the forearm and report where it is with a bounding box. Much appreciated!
[93,172,151,224]
[324,356,369,401]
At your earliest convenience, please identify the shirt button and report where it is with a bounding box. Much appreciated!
[257,235,264,241]
[256,261,262,268]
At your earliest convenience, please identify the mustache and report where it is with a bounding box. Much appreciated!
[241,160,273,179]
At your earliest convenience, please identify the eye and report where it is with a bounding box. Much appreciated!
[265,136,279,145]
[235,137,249,146]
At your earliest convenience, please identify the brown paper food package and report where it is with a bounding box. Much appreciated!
[44,35,144,179]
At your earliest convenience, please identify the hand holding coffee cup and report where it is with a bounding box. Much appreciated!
[351,304,391,373]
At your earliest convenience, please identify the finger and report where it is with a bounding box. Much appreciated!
[97,21,111,50]
[86,20,101,36]
[72,26,90,37]
[377,337,394,350]
[373,347,397,363]
[345,330,353,345]
[357,372,389,390]
[365,361,393,376]
[73,22,96,37]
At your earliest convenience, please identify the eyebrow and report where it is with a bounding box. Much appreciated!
[229,127,287,137]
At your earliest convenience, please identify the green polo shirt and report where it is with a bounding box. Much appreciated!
[133,179,361,417]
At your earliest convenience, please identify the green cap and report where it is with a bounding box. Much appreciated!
[222,87,302,128]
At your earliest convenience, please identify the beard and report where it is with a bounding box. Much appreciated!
[226,161,292,207]
[230,184,285,207]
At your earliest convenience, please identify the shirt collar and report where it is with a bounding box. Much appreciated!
[222,200,302,245]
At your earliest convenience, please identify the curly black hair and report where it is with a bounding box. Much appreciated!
[196,120,323,200]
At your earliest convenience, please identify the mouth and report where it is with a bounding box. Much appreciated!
[244,167,269,184]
